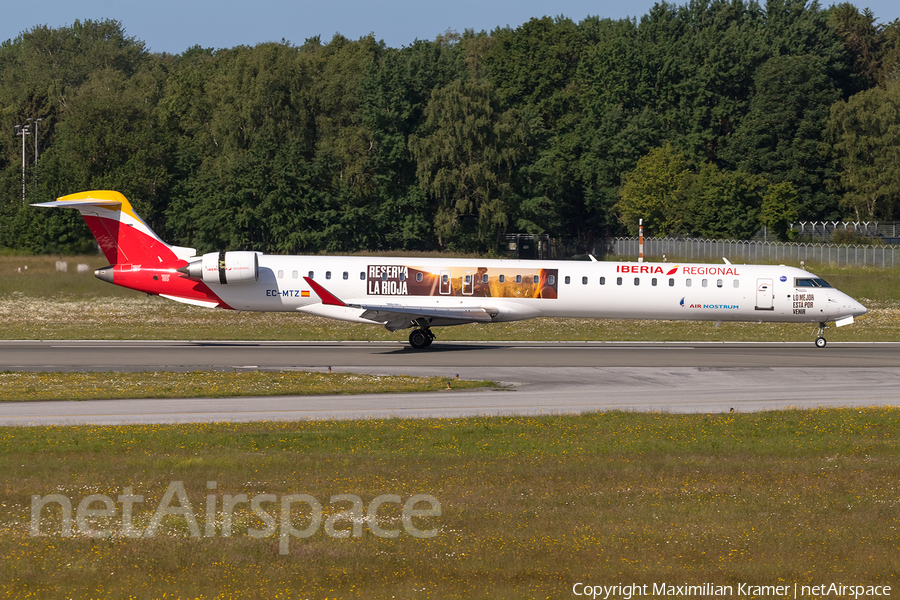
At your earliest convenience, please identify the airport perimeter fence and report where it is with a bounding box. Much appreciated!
[610,237,899,268]
[789,220,900,243]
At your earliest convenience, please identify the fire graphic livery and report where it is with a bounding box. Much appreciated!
[365,265,558,299]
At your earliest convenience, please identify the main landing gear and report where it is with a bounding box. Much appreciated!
[815,322,827,348]
[408,328,435,349]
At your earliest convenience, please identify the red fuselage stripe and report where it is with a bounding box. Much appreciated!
[303,277,346,306]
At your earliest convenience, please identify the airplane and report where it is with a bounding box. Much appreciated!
[34,190,867,349]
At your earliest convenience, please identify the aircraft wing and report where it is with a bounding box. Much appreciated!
[303,277,496,330]
[358,305,494,323]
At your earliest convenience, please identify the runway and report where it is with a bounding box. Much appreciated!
[1,340,898,424]
[4,339,900,369]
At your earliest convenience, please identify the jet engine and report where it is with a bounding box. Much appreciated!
[180,251,259,285]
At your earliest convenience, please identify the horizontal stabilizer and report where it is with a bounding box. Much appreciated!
[32,199,121,209]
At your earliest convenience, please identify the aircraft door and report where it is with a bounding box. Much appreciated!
[755,278,774,311]
[440,270,451,295]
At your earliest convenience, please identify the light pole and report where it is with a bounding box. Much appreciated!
[14,124,30,203]
[27,117,43,163]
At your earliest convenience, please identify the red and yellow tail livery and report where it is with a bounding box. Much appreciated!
[34,191,231,309]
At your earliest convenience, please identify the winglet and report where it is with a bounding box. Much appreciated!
[303,277,347,306]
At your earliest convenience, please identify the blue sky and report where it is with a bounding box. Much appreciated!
[3,0,898,54]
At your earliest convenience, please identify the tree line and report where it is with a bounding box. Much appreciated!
[1,1,899,256]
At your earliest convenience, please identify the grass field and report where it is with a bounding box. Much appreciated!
[0,371,496,402]
[2,409,898,598]
[2,254,900,343]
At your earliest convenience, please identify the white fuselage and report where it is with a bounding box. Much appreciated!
[203,256,866,327]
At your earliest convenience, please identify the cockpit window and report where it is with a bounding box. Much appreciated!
[794,278,833,288]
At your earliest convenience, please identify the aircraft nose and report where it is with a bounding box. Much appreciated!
[844,294,867,317]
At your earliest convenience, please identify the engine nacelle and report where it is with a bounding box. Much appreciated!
[182,251,259,285]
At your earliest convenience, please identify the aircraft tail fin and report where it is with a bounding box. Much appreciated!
[32,190,195,266]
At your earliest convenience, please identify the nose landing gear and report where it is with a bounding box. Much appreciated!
[815,322,827,348]
[408,328,435,349]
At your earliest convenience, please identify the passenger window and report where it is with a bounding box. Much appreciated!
[442,274,449,283]
[343,271,348,280]
[686,278,692,287]
[326,271,331,280]
[616,277,622,285]
[308,271,314,279]
[292,270,298,279]
[669,278,675,287]
[717,279,723,288]
[564,276,570,284]
[652,278,657,286]
[634,277,640,286]
[516,275,522,284]
[702,279,708,287]
[399,273,405,281]
[277,270,284,279]
[382,272,388,281]
[534,275,539,284]
[500,275,506,283]
[548,275,555,285]
[416,273,423,282]
[360,272,365,280]
[582,276,588,285]
[599,277,605,285]
[733,280,739,288]
[464,275,471,283]
[483,274,489,283]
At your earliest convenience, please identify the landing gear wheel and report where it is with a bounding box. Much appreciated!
[409,329,430,349]
[814,322,827,348]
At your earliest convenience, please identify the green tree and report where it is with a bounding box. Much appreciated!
[616,144,693,236]
[827,3,883,94]
[484,16,581,124]
[0,20,154,253]
[409,78,527,250]
[760,181,800,241]
[880,19,900,85]
[161,40,349,253]
[679,164,768,239]
[825,82,900,221]
[358,38,465,249]
[721,54,840,219]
